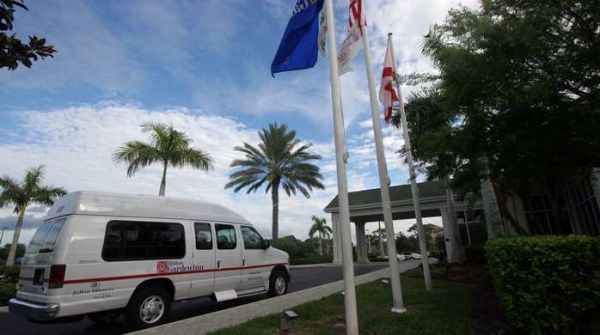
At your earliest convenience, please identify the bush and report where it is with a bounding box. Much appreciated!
[485,235,600,334]
[0,265,20,283]
[0,265,19,306]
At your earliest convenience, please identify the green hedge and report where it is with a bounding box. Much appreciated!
[485,236,600,334]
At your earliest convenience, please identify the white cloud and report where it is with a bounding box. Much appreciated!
[0,103,344,241]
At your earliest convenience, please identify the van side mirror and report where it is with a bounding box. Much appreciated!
[262,240,270,250]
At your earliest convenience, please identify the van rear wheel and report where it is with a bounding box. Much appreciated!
[125,286,171,330]
[268,269,288,297]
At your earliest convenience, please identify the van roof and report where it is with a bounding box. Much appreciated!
[46,191,251,224]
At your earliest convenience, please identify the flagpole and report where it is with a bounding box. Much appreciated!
[388,33,433,291]
[360,20,406,313]
[323,0,359,333]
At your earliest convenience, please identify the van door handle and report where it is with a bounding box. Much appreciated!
[217,260,221,269]
[242,259,245,267]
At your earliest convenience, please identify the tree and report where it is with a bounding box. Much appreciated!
[1,0,56,70]
[309,216,332,256]
[113,122,214,196]
[0,166,66,266]
[226,123,324,242]
[393,0,600,235]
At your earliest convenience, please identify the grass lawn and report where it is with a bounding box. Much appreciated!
[211,273,474,335]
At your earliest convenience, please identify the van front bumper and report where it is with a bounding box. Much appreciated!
[9,298,60,321]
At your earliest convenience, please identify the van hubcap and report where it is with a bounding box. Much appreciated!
[139,295,165,324]
[275,276,286,295]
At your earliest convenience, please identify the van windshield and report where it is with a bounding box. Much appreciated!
[27,217,66,254]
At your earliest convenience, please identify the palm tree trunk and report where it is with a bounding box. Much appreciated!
[159,160,168,196]
[6,207,26,266]
[319,231,323,256]
[271,179,280,242]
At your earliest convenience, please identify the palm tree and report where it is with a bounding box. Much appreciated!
[0,166,66,266]
[225,123,324,242]
[309,216,332,256]
[113,122,214,196]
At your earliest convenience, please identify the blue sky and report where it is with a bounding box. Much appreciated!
[0,0,476,244]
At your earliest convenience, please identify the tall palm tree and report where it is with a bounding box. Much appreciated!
[309,216,332,256]
[225,123,325,242]
[113,122,214,196]
[0,166,66,266]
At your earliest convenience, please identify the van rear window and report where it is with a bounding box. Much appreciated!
[27,218,67,254]
[102,221,185,261]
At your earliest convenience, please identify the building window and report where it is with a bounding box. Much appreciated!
[215,224,236,250]
[523,193,571,235]
[102,221,185,261]
[569,182,600,235]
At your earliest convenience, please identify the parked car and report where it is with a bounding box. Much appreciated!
[410,252,422,260]
[396,254,406,261]
[9,191,290,329]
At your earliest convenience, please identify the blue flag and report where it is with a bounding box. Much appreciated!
[271,0,324,76]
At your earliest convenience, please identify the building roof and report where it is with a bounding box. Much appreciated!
[324,180,446,212]
[46,191,250,224]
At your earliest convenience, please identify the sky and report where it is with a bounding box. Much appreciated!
[0,0,478,246]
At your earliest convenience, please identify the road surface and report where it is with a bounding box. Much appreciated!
[1,263,388,335]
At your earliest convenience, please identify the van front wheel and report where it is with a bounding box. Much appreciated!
[268,269,288,297]
[125,287,171,330]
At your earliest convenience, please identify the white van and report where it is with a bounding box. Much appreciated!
[9,191,290,329]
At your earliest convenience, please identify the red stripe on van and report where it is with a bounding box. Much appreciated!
[60,262,288,285]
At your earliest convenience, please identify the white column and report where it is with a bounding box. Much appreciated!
[323,1,359,333]
[444,183,465,263]
[378,221,385,258]
[331,213,342,265]
[355,222,369,263]
[440,208,453,262]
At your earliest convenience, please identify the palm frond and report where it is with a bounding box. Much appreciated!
[113,141,160,177]
[32,186,67,207]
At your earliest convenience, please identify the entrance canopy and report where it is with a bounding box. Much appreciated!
[323,180,483,264]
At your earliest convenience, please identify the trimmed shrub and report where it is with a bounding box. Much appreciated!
[485,236,600,334]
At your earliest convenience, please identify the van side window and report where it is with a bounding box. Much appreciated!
[241,226,264,250]
[194,222,213,250]
[102,221,185,261]
[215,224,236,250]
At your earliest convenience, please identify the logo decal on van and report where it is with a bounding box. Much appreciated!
[157,261,171,273]
[156,261,205,274]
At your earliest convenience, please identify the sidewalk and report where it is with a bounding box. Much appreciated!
[130,261,420,335]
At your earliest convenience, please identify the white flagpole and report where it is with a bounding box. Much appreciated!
[360,13,406,313]
[323,0,359,333]
[388,33,433,291]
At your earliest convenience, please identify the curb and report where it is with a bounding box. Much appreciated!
[129,261,419,335]
[0,306,8,313]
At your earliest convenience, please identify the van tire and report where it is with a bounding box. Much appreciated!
[267,269,288,297]
[125,286,171,330]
